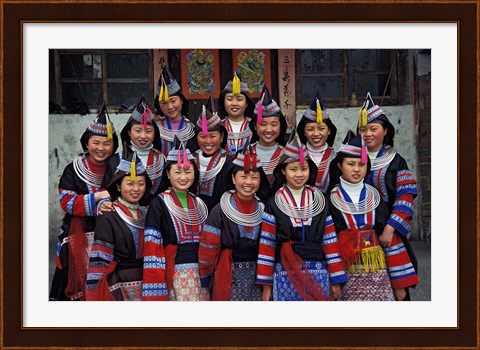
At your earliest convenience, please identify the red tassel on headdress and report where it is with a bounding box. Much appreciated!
[177,149,182,168]
[201,105,209,136]
[142,106,150,130]
[244,150,251,173]
[251,152,257,172]
[182,150,191,169]
[299,146,305,166]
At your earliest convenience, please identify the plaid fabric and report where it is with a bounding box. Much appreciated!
[230,261,262,301]
[170,263,210,301]
[338,269,395,301]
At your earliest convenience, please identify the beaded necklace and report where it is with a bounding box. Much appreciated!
[157,117,195,142]
[197,150,226,182]
[275,186,325,219]
[370,146,396,171]
[73,154,104,188]
[113,199,146,229]
[220,190,264,227]
[163,190,208,226]
[330,183,381,214]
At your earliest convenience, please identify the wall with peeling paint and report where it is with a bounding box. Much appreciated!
[49,105,418,248]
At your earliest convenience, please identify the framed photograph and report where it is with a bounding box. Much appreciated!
[180,48,221,99]
[3,1,478,349]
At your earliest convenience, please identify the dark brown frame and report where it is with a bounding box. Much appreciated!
[2,1,477,349]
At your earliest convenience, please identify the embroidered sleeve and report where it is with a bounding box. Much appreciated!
[85,215,115,300]
[387,169,418,237]
[383,235,419,289]
[321,215,348,285]
[256,212,276,285]
[58,164,97,217]
[141,197,168,301]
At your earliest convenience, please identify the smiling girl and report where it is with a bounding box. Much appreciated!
[329,131,418,300]
[357,92,419,300]
[218,71,255,157]
[50,105,118,301]
[198,146,269,301]
[154,67,196,154]
[249,85,287,186]
[257,133,347,301]
[297,95,337,194]
[193,97,234,211]
[86,147,151,300]
[142,140,209,301]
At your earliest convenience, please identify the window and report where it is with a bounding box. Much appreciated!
[51,49,154,112]
[296,49,397,107]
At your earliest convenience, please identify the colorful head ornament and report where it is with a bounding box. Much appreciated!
[254,85,282,125]
[218,70,255,118]
[107,142,151,203]
[80,103,118,154]
[297,93,337,147]
[357,92,395,147]
[278,130,309,166]
[337,130,368,164]
[166,136,195,170]
[232,144,262,173]
[154,67,189,117]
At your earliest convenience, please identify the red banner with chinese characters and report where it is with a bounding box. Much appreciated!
[278,49,297,128]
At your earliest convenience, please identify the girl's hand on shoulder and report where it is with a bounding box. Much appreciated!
[98,200,114,215]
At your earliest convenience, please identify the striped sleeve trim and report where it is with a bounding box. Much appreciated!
[144,227,163,244]
[143,256,166,269]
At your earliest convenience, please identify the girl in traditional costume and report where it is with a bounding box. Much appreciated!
[218,71,255,157]
[357,92,419,300]
[249,85,287,186]
[198,146,269,301]
[297,95,337,194]
[194,96,234,212]
[257,133,347,301]
[86,146,151,300]
[142,139,209,301]
[49,105,118,300]
[101,97,165,208]
[329,131,418,300]
[154,67,196,154]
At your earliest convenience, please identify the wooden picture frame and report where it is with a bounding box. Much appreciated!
[2,1,477,349]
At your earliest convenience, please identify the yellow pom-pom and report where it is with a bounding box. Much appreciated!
[316,99,323,124]
[361,108,368,127]
[106,121,113,140]
[130,159,136,182]
[158,84,164,103]
[232,73,241,95]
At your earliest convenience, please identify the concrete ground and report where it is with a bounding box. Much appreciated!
[409,240,431,301]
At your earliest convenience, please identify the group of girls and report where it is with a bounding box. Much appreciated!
[49,67,419,302]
